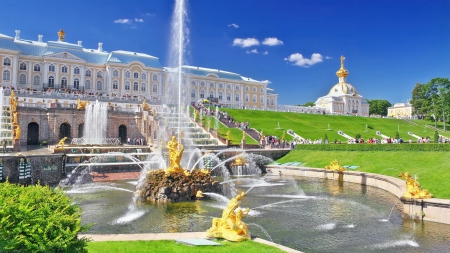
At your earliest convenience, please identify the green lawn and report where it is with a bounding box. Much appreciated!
[220,108,450,142]
[278,150,450,199]
[87,239,285,253]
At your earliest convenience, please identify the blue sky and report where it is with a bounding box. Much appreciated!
[1,0,449,105]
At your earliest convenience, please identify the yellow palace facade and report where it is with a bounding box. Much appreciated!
[0,29,278,109]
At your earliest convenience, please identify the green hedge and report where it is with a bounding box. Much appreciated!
[295,143,450,152]
[0,181,90,253]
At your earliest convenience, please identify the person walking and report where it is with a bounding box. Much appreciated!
[2,139,7,153]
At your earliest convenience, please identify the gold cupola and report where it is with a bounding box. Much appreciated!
[57,29,65,41]
[336,55,349,80]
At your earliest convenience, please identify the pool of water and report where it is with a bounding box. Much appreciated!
[67,175,450,253]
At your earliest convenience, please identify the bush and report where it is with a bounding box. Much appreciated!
[0,181,90,253]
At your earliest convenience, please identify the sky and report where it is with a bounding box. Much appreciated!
[0,0,449,105]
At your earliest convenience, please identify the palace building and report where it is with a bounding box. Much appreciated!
[0,29,277,109]
[314,56,369,116]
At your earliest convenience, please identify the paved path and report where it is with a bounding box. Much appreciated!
[81,232,303,253]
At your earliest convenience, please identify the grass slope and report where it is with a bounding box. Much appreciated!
[87,240,285,253]
[278,150,450,199]
[221,109,450,142]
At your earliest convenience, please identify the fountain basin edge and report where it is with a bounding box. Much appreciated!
[267,165,450,225]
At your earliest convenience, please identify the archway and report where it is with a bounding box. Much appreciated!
[27,122,39,145]
[78,123,84,138]
[59,123,71,140]
[118,125,127,144]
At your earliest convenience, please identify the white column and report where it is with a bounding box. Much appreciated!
[12,56,18,88]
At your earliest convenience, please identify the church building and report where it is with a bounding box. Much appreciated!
[315,56,369,116]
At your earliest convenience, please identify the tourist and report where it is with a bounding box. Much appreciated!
[2,139,6,153]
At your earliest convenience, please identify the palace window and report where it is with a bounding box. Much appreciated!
[219,92,223,100]
[2,70,10,81]
[245,94,249,102]
[74,67,80,74]
[34,64,40,72]
[85,80,91,89]
[200,90,205,98]
[235,93,240,102]
[227,84,231,89]
[19,74,26,84]
[200,81,205,87]
[3,58,11,66]
[33,75,40,85]
[209,91,214,98]
[219,83,223,89]
[210,82,214,88]
[113,69,118,77]
[19,62,26,70]
[153,84,158,93]
[112,80,118,90]
[49,64,55,72]
[260,96,264,104]
[133,82,139,91]
[245,86,249,91]
[260,87,264,93]
[227,93,231,101]
[235,85,240,90]
[48,76,55,87]
[142,73,146,80]
[191,81,196,86]
[153,74,157,81]
[61,77,68,88]
[97,81,102,90]
[191,89,196,98]
[253,87,256,92]
[85,69,91,76]
[252,94,256,103]
[141,83,146,91]
[62,66,68,73]
[74,78,80,89]
[134,72,139,79]
[125,81,130,90]
[97,71,102,78]
[271,98,274,105]
[125,71,130,78]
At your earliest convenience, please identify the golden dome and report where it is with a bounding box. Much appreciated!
[336,55,349,78]
[57,29,65,41]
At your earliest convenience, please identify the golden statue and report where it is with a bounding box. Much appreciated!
[226,130,231,141]
[325,159,346,172]
[142,99,151,111]
[76,99,89,110]
[196,190,204,198]
[14,126,21,139]
[194,110,199,121]
[56,137,68,148]
[399,172,433,199]
[166,136,185,174]
[260,130,264,140]
[230,156,247,167]
[12,111,18,124]
[282,131,286,141]
[10,92,18,112]
[207,192,251,242]
[57,29,65,41]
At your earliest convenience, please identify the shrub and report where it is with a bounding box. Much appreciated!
[0,181,90,253]
[295,143,450,152]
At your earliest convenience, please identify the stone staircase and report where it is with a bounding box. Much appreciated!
[426,125,443,132]
[402,118,418,125]
[218,117,260,143]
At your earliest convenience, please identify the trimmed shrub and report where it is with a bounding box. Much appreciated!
[295,143,450,152]
[0,181,90,253]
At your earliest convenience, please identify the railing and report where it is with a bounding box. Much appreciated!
[70,138,121,146]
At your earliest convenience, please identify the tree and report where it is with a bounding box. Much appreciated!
[297,102,315,107]
[410,83,428,118]
[427,78,450,131]
[367,99,392,116]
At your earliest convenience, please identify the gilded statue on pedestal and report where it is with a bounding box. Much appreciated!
[14,126,21,139]
[207,192,251,242]
[399,172,433,199]
[142,99,151,111]
[56,137,68,148]
[166,136,185,174]
[325,159,347,172]
[76,99,89,110]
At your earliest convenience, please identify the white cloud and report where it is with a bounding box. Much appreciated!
[246,49,259,54]
[233,38,260,48]
[145,13,155,17]
[114,19,132,24]
[228,23,239,28]
[263,51,268,55]
[325,56,332,59]
[262,37,283,46]
[135,18,144,22]
[284,53,324,67]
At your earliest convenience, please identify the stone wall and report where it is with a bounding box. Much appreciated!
[17,107,153,145]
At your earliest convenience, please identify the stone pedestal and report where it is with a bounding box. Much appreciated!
[13,139,20,152]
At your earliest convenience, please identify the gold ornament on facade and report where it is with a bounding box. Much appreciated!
[57,29,65,41]
[399,172,433,199]
[207,192,251,242]
[336,55,349,78]
[325,159,347,172]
